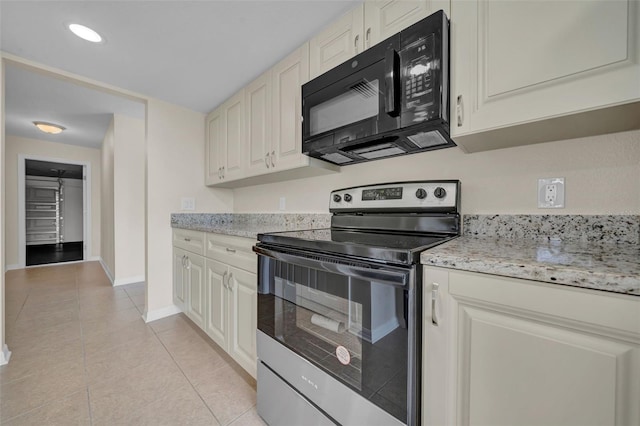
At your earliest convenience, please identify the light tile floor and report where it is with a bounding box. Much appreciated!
[1,261,266,425]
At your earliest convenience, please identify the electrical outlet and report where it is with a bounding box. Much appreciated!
[279,197,286,211]
[181,197,196,211]
[538,178,565,208]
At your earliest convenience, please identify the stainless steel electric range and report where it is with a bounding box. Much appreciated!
[253,180,461,426]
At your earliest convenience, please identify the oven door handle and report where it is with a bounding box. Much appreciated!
[254,245,409,287]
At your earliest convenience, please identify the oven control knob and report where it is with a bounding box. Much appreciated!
[344,193,352,202]
[415,188,427,199]
[333,194,342,203]
[434,187,447,199]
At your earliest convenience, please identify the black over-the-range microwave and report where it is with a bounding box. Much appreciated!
[302,10,453,166]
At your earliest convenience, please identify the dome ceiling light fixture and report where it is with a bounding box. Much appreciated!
[68,23,103,43]
[33,121,66,134]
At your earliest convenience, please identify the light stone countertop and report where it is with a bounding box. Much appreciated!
[173,213,640,295]
[421,236,640,295]
[170,213,331,239]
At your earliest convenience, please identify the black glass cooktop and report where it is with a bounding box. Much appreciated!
[257,228,456,265]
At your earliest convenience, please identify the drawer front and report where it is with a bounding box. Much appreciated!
[172,229,205,255]
[205,233,257,273]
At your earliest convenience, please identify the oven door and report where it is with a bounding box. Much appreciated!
[254,244,420,425]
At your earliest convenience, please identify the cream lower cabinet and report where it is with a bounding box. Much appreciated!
[423,267,640,426]
[451,0,640,152]
[173,247,205,328]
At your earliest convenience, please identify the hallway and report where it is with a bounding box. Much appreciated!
[1,261,264,425]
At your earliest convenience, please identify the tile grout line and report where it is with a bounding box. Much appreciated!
[150,325,224,425]
[76,268,95,426]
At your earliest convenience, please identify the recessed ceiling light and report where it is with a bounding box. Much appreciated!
[33,121,66,134]
[68,23,103,43]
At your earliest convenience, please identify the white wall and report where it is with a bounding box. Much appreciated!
[145,98,233,321]
[113,114,145,284]
[234,130,640,215]
[100,119,115,278]
[4,135,101,267]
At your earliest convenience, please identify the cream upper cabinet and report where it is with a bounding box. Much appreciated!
[422,267,640,426]
[271,43,311,171]
[309,5,364,79]
[205,108,223,185]
[245,71,272,176]
[205,90,246,185]
[309,1,450,78]
[208,43,338,188]
[451,0,640,152]
[364,0,450,47]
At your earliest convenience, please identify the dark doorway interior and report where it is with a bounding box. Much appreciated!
[26,242,84,266]
[25,159,84,267]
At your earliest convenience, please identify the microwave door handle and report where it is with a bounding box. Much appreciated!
[384,49,400,117]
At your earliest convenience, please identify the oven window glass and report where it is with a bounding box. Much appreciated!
[309,79,380,136]
[258,257,409,423]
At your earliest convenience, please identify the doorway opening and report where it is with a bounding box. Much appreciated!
[19,156,91,267]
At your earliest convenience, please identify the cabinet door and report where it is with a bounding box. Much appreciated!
[173,247,187,311]
[451,0,640,146]
[222,90,245,181]
[227,266,257,378]
[271,43,310,172]
[186,254,205,328]
[309,4,364,79]
[205,108,223,185]
[423,267,640,426]
[204,258,229,350]
[245,71,272,176]
[364,0,447,48]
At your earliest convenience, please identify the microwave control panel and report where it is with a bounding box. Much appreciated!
[400,33,440,125]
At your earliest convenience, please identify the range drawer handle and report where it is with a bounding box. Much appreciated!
[226,247,236,253]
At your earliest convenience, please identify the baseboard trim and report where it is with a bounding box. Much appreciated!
[5,264,19,271]
[0,344,12,366]
[113,275,146,287]
[97,257,115,285]
[143,305,182,323]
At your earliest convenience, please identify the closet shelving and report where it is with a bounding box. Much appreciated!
[25,178,65,245]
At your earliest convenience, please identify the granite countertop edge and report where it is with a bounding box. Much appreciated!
[170,222,290,239]
[421,236,640,296]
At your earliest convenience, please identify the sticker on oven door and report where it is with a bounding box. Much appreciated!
[336,346,351,365]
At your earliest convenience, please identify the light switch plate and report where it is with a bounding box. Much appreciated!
[538,178,565,208]
[181,197,196,211]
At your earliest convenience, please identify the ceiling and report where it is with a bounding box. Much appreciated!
[5,64,145,148]
[1,0,361,113]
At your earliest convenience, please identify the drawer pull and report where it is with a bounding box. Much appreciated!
[184,238,191,242]
[226,247,236,253]
[431,282,440,326]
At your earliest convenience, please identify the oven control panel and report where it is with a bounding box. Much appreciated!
[330,180,459,212]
